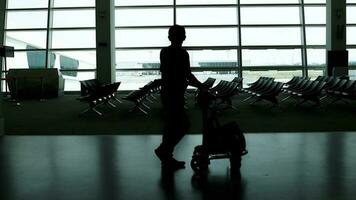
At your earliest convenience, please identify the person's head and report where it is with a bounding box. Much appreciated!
[168,25,186,46]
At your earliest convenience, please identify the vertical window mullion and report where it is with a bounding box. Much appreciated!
[299,0,308,77]
[237,0,242,78]
[45,0,54,69]
[173,0,176,24]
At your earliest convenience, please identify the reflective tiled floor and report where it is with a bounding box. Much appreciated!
[1,133,356,200]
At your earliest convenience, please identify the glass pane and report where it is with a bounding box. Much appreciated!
[116,50,161,69]
[177,0,236,5]
[116,49,238,69]
[185,28,238,46]
[5,31,47,49]
[307,49,326,66]
[53,10,95,28]
[347,7,356,24]
[240,0,298,4]
[241,28,301,45]
[115,29,169,47]
[304,0,326,3]
[308,70,325,80]
[305,27,326,45]
[53,0,95,7]
[6,50,46,69]
[51,51,96,74]
[6,11,48,29]
[188,49,238,68]
[177,7,237,25]
[349,69,356,80]
[115,0,173,6]
[347,27,356,45]
[115,8,173,26]
[305,6,326,24]
[7,0,48,9]
[116,71,161,90]
[190,71,239,86]
[241,7,299,24]
[243,70,303,85]
[242,49,302,66]
[64,72,96,91]
[52,30,96,48]
[348,49,356,65]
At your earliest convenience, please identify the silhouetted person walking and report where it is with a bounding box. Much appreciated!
[155,25,204,170]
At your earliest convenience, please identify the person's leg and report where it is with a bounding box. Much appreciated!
[155,106,189,169]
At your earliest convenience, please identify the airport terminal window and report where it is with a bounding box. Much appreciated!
[53,0,95,8]
[115,0,172,6]
[51,30,96,49]
[304,3,326,76]
[188,49,238,69]
[53,10,95,28]
[2,0,354,91]
[307,49,326,66]
[184,28,238,47]
[304,7,326,24]
[5,31,47,49]
[240,7,300,25]
[304,0,325,3]
[347,27,356,45]
[240,0,299,4]
[177,0,236,4]
[305,27,326,45]
[6,11,48,29]
[241,27,301,46]
[242,49,301,67]
[116,50,160,69]
[348,0,356,73]
[3,0,96,91]
[115,8,173,27]
[115,29,169,48]
[7,0,48,9]
[176,7,237,25]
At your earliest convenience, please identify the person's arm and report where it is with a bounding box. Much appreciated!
[184,51,205,89]
[159,48,166,74]
[187,72,203,88]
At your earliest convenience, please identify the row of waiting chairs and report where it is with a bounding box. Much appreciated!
[194,77,242,110]
[321,76,356,104]
[78,75,356,116]
[241,77,285,106]
[281,76,327,105]
[77,79,121,116]
[122,79,162,115]
[244,75,356,106]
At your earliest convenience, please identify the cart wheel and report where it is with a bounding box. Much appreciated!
[191,157,208,173]
[191,145,209,172]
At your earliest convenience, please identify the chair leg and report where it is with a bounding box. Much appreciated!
[320,95,328,101]
[141,102,151,110]
[249,98,261,105]
[107,100,117,108]
[80,107,103,116]
[281,95,291,102]
[113,96,123,103]
[242,95,253,102]
[138,106,148,115]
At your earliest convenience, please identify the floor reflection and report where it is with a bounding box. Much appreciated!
[1,134,356,200]
[190,168,246,200]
